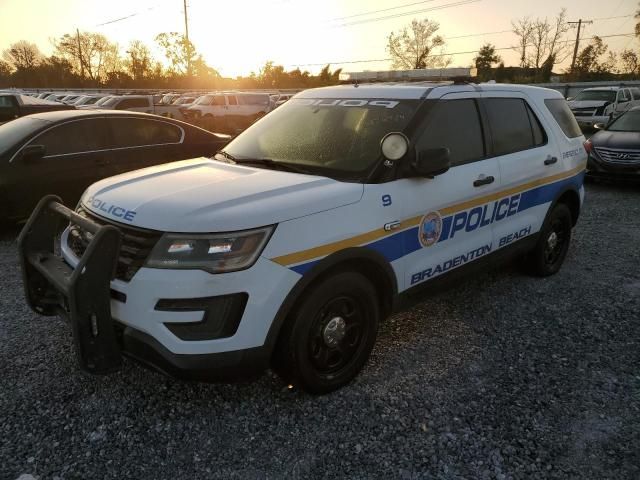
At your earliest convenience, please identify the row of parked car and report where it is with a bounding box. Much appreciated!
[13,90,297,134]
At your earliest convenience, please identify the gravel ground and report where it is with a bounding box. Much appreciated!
[1,182,639,480]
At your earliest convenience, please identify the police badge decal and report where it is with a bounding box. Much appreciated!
[419,211,443,248]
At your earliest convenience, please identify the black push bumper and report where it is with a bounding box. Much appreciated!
[18,196,269,381]
[18,195,123,374]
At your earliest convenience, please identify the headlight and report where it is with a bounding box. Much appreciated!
[145,226,274,273]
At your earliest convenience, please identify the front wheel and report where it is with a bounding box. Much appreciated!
[522,203,572,277]
[273,271,380,394]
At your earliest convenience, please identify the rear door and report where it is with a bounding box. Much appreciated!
[481,92,561,249]
[8,118,112,215]
[398,92,501,290]
[105,117,185,174]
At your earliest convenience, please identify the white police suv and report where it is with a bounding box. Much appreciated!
[19,81,587,393]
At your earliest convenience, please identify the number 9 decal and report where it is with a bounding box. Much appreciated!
[382,194,392,207]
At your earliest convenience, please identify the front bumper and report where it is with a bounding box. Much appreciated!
[19,197,301,380]
[587,154,640,180]
[574,115,609,129]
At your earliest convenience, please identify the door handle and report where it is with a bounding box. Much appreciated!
[544,156,558,166]
[473,175,494,187]
[384,220,400,231]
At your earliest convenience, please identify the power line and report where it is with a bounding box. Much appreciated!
[284,32,637,68]
[331,0,481,28]
[328,0,441,22]
[95,4,163,27]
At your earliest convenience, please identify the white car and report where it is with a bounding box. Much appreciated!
[568,86,640,128]
[183,92,274,133]
[19,81,587,393]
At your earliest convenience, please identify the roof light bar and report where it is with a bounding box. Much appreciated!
[339,67,477,83]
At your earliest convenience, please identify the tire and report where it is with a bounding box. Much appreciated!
[273,271,380,394]
[522,203,572,277]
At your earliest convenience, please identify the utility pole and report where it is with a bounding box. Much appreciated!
[183,0,191,76]
[568,19,593,72]
[76,28,84,79]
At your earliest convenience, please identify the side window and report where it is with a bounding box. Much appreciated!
[0,96,17,107]
[227,96,237,106]
[117,98,149,110]
[485,98,544,156]
[108,118,182,147]
[630,88,640,100]
[416,98,485,167]
[526,104,546,146]
[544,98,582,138]
[211,96,225,106]
[35,119,110,156]
[618,89,630,103]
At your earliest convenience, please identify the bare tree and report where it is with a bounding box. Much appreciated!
[387,18,451,69]
[512,17,534,68]
[527,10,571,73]
[2,41,42,70]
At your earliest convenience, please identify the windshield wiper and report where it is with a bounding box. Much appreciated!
[215,150,238,163]
[231,158,311,175]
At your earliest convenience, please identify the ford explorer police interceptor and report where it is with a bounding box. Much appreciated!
[18,81,587,394]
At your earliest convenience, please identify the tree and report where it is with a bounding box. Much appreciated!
[387,18,451,69]
[155,32,197,76]
[621,50,639,74]
[2,41,42,70]
[512,17,534,68]
[54,31,120,82]
[126,40,153,81]
[635,2,640,38]
[573,36,615,78]
[527,10,570,71]
[474,43,502,70]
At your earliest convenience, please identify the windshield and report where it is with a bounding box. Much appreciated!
[0,117,50,155]
[607,111,640,132]
[102,97,121,107]
[574,90,616,102]
[222,98,420,177]
[94,96,112,106]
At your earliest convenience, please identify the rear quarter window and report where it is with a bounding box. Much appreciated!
[544,98,582,138]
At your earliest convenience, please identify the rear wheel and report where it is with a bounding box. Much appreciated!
[273,271,380,394]
[523,203,572,277]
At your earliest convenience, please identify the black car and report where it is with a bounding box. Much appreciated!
[0,93,74,123]
[0,110,230,221]
[586,107,640,180]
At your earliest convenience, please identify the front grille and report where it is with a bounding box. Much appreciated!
[67,206,162,282]
[571,107,597,116]
[594,147,640,166]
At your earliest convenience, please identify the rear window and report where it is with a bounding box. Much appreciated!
[544,98,582,138]
[485,98,547,156]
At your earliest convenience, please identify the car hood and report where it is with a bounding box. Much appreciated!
[568,100,609,109]
[82,158,364,232]
[591,130,640,149]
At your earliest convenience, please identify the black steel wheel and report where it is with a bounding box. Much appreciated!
[273,271,380,394]
[523,203,572,277]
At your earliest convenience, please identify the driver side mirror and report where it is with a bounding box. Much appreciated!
[20,144,46,162]
[412,148,451,178]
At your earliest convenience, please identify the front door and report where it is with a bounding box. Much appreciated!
[398,93,501,291]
